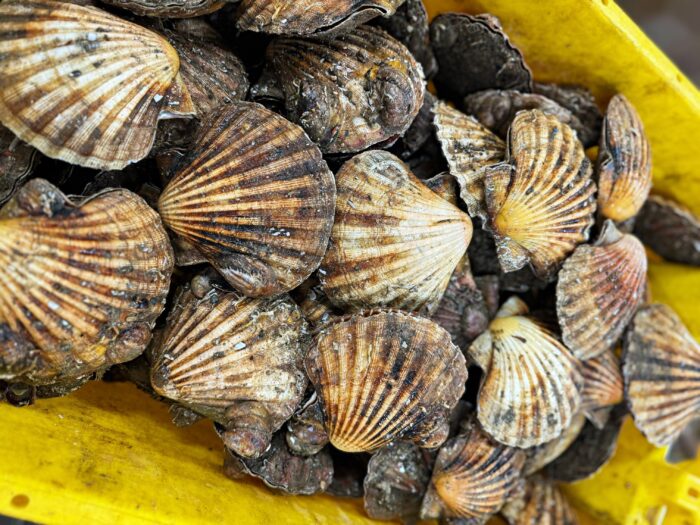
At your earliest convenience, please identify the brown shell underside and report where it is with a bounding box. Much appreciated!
[264,25,424,154]
[557,222,647,360]
[158,101,336,298]
[580,349,623,418]
[485,110,596,278]
[0,179,173,385]
[0,0,185,170]
[596,94,651,222]
[623,304,700,447]
[306,311,467,453]
[101,0,224,17]
[501,477,578,525]
[319,150,472,314]
[236,0,403,35]
[0,125,38,206]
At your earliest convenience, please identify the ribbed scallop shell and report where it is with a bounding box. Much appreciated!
[306,310,468,453]
[635,195,700,266]
[319,150,473,314]
[101,0,224,17]
[151,286,309,457]
[501,477,578,525]
[0,0,191,170]
[237,0,403,35]
[0,179,173,386]
[469,297,583,448]
[433,102,505,219]
[158,101,336,298]
[260,25,424,154]
[597,94,651,222]
[556,221,647,360]
[580,349,623,427]
[420,420,525,520]
[623,304,700,447]
[484,110,596,278]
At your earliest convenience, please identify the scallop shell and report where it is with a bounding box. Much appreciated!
[430,13,532,102]
[433,102,506,219]
[158,101,336,298]
[501,476,578,525]
[424,172,460,206]
[291,277,339,329]
[0,0,194,170]
[150,284,309,458]
[484,110,596,278]
[523,414,586,476]
[257,25,424,154]
[556,220,647,360]
[319,150,473,314]
[306,310,468,453]
[635,195,700,266]
[0,179,173,387]
[469,297,583,448]
[623,304,700,447]
[420,419,525,521]
[1,125,39,206]
[285,395,329,457]
[236,0,403,36]
[533,83,602,148]
[101,0,224,18]
[580,349,623,428]
[596,94,651,222]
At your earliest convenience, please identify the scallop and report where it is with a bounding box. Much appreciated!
[254,25,424,154]
[501,476,578,525]
[0,0,194,170]
[469,297,583,448]
[1,125,38,206]
[556,220,647,360]
[580,349,623,428]
[101,0,224,17]
[306,310,468,453]
[484,110,596,278]
[533,83,602,148]
[236,0,404,36]
[0,179,173,389]
[634,195,700,266]
[596,94,651,222]
[150,280,309,458]
[319,150,473,314]
[420,418,525,521]
[291,277,339,329]
[433,102,506,219]
[523,414,586,476]
[158,101,336,298]
[623,304,700,447]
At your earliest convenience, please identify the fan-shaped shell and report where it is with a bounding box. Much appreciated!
[556,220,647,360]
[236,0,403,36]
[101,0,224,18]
[623,304,700,447]
[258,25,424,154]
[469,297,583,448]
[306,310,468,453]
[0,179,173,386]
[501,477,578,525]
[1,125,38,206]
[635,195,700,266]
[484,110,596,278]
[0,0,193,170]
[580,349,623,428]
[533,83,602,148]
[421,419,525,520]
[319,150,473,314]
[434,102,505,219]
[158,101,336,298]
[596,94,651,222]
[151,284,309,458]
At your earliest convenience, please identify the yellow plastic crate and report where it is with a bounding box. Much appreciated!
[1,1,699,524]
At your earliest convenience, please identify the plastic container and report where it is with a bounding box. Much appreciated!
[1,1,699,524]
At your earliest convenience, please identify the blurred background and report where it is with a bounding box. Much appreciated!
[618,0,699,85]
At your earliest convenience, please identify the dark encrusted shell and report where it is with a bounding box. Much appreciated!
[150,283,309,458]
[634,195,700,266]
[158,101,336,297]
[556,221,647,360]
[596,94,652,222]
[101,0,224,17]
[430,13,532,102]
[501,476,578,525]
[623,304,700,447]
[255,25,425,154]
[0,179,173,387]
[364,442,431,522]
[306,310,468,453]
[533,83,602,148]
[285,394,329,457]
[0,125,38,206]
